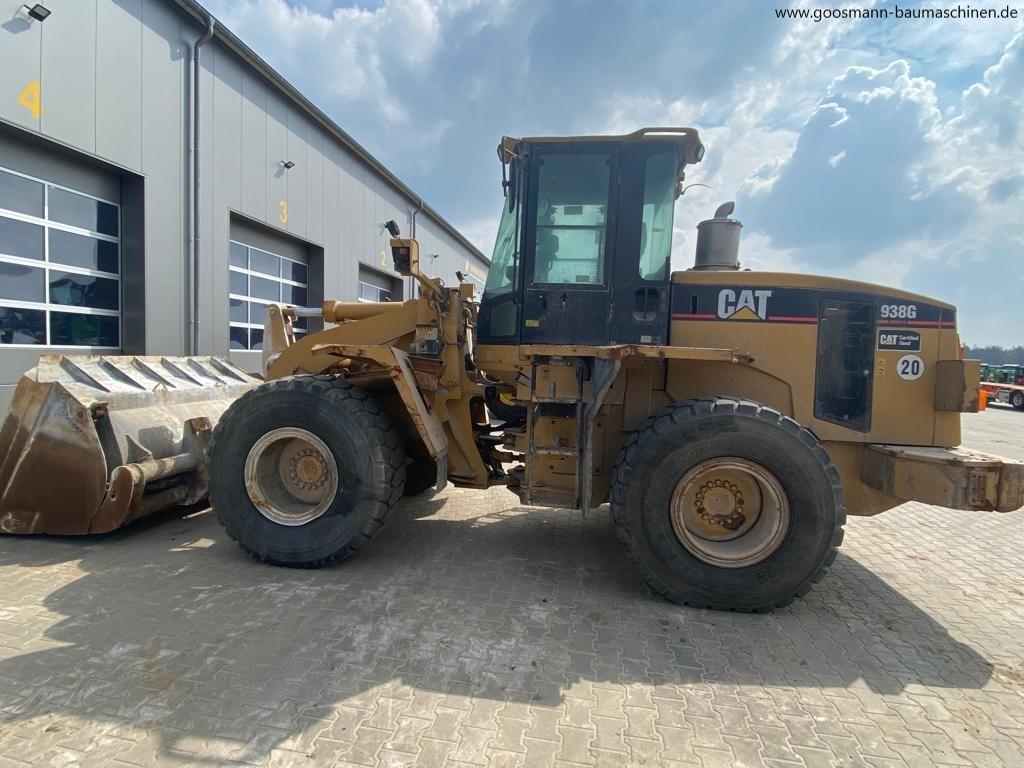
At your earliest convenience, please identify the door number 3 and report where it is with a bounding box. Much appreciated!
[278,199,288,224]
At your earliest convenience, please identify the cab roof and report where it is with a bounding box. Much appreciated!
[500,127,705,166]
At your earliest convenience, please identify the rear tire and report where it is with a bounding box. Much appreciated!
[611,397,845,611]
[208,376,406,567]
[1011,390,1024,411]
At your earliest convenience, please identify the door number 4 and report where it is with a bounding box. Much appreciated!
[18,81,41,120]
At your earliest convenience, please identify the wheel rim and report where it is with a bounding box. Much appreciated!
[243,427,339,526]
[669,457,791,568]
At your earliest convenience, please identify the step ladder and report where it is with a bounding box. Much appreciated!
[524,358,586,508]
[523,356,621,512]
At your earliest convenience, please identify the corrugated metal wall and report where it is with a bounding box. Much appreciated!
[0,0,486,381]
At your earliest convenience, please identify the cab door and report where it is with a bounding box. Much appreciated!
[520,143,619,346]
[609,142,679,345]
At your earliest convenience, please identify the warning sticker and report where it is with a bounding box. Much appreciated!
[878,330,921,351]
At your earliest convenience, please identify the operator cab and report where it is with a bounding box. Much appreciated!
[476,128,705,346]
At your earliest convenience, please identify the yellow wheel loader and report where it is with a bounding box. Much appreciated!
[204,128,1024,610]
[3,128,1023,610]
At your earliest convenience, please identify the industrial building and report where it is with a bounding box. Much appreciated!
[0,0,488,411]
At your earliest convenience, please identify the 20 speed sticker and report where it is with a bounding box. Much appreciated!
[897,354,924,381]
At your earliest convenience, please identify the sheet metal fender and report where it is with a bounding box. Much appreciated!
[390,348,448,458]
[862,444,1024,513]
[307,342,449,458]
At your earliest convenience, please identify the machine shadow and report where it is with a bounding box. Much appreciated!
[0,492,994,764]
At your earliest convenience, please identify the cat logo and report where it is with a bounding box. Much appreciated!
[717,289,773,321]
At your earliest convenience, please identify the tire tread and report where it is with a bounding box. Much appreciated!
[209,375,406,568]
[610,396,846,611]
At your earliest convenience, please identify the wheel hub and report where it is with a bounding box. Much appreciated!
[695,480,746,532]
[670,457,790,568]
[290,449,329,489]
[244,427,339,526]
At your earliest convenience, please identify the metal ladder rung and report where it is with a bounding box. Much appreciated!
[526,358,587,508]
[525,491,577,508]
[529,446,579,457]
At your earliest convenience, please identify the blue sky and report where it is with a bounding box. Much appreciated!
[204,0,1024,345]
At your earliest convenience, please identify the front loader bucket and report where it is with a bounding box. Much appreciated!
[0,355,260,534]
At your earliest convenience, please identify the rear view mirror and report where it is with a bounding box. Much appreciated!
[507,158,518,212]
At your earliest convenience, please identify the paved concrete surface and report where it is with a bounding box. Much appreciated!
[1,408,1023,767]
[961,403,1024,462]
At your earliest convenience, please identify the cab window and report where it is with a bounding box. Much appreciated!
[531,153,613,285]
[484,196,520,296]
[638,151,677,281]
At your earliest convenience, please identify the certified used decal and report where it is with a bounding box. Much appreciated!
[877,330,921,351]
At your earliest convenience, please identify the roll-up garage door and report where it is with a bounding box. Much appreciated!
[358,265,402,303]
[228,216,311,362]
[0,166,121,350]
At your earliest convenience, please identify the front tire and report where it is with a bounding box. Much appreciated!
[402,456,438,497]
[1011,390,1024,411]
[209,376,406,567]
[486,395,527,424]
[611,397,845,611]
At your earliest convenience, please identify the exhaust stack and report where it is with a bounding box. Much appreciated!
[693,201,742,271]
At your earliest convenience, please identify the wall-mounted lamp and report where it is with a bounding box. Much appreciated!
[279,160,295,170]
[17,3,51,22]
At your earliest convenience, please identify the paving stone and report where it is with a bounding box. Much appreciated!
[452,725,496,765]
[383,715,432,755]
[492,716,530,754]
[522,736,560,767]
[0,408,1022,767]
[416,736,458,765]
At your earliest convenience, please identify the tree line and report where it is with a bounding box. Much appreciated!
[963,346,1024,364]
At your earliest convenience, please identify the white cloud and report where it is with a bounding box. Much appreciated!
[828,149,846,167]
[204,0,515,126]
[952,31,1024,149]
[455,215,501,256]
[205,0,424,122]
[738,56,976,263]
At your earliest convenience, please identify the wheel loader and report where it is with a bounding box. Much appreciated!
[2,127,1023,611]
